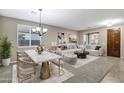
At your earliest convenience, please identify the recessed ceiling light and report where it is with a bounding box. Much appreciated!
[100,19,122,27]
[107,22,112,27]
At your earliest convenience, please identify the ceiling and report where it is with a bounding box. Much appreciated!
[0,9,124,31]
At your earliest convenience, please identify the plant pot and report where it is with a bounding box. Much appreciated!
[2,58,10,66]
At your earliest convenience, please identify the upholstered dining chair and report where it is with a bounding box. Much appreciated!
[17,51,38,83]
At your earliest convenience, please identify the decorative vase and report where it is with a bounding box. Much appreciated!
[36,46,44,54]
[81,48,84,53]
[83,48,85,53]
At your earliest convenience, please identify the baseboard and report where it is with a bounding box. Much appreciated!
[10,61,17,64]
[121,56,124,59]
[0,61,16,66]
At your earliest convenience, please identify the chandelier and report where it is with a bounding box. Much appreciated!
[32,9,48,36]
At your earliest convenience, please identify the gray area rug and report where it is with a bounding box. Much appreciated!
[63,59,113,83]
[65,55,100,68]
[12,64,74,83]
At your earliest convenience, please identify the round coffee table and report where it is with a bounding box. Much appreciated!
[74,51,89,59]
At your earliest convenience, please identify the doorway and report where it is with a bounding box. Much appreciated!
[107,28,121,57]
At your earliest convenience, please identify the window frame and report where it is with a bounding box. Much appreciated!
[17,24,41,48]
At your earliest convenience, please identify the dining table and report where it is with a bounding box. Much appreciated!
[25,50,63,79]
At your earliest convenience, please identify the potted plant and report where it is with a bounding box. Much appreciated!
[0,36,2,66]
[0,36,12,66]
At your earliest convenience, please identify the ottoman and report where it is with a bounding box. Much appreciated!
[63,54,77,65]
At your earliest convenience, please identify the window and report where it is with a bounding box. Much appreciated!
[17,24,41,47]
[88,32,100,45]
[31,30,40,46]
[82,32,100,45]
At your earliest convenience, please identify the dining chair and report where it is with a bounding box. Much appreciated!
[17,51,38,83]
[51,58,64,76]
[47,49,64,76]
[17,51,30,60]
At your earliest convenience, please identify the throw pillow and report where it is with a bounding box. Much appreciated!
[95,46,101,50]
[61,45,67,50]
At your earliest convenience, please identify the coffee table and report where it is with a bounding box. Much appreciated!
[74,51,89,59]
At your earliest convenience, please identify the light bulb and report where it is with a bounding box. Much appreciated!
[32,28,36,32]
[36,27,41,31]
[43,28,48,33]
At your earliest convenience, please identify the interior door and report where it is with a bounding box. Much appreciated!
[107,28,121,57]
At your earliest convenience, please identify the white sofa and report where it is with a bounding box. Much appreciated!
[55,43,81,56]
[55,43,104,57]
[85,45,104,56]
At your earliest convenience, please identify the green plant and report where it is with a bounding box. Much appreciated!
[0,36,12,59]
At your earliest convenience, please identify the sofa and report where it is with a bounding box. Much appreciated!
[85,45,104,56]
[55,43,81,56]
[55,43,104,57]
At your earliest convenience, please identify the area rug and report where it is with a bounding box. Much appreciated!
[63,59,113,83]
[12,64,74,83]
[66,55,100,68]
